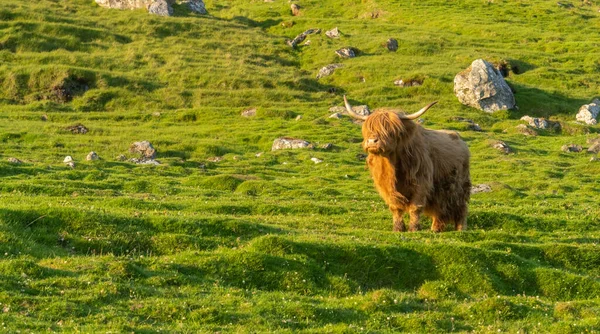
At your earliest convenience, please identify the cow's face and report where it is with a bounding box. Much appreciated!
[361,111,404,155]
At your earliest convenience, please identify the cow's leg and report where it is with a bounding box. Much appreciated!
[431,216,445,233]
[391,209,406,232]
[455,208,467,231]
[408,207,422,232]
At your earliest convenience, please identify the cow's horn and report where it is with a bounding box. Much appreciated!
[398,101,438,120]
[343,95,368,121]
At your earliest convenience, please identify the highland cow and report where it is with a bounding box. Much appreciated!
[345,96,471,232]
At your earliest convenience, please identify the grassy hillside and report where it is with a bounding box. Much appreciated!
[1,0,600,332]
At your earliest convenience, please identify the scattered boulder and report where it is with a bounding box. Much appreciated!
[520,115,561,132]
[86,152,99,161]
[41,114,48,121]
[516,124,538,136]
[588,142,600,154]
[386,38,398,52]
[207,156,223,162]
[182,0,206,14]
[561,144,583,153]
[490,140,511,154]
[272,137,311,151]
[454,59,516,112]
[311,157,323,164]
[291,3,300,16]
[63,156,74,163]
[328,106,346,113]
[7,157,22,165]
[129,141,156,159]
[241,108,257,117]
[394,78,423,87]
[576,99,599,125]
[321,143,333,150]
[471,184,492,194]
[148,0,173,16]
[66,123,89,134]
[117,154,128,161]
[317,64,343,79]
[329,113,342,119]
[287,29,320,48]
[325,27,340,38]
[335,47,356,58]
[347,105,370,117]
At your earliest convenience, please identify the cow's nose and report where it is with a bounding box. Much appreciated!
[367,138,378,145]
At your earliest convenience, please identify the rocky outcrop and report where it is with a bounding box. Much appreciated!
[454,59,516,113]
[272,137,312,151]
[148,0,173,16]
[317,64,343,79]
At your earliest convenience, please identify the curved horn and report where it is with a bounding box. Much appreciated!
[343,95,368,121]
[398,101,438,120]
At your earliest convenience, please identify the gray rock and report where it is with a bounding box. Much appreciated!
[66,161,76,169]
[182,0,206,14]
[321,143,333,150]
[516,124,538,136]
[86,151,99,161]
[41,114,48,121]
[130,141,156,159]
[454,59,516,112]
[317,64,343,79]
[329,113,342,119]
[587,142,600,154]
[311,157,323,164]
[130,158,160,165]
[561,144,583,153]
[576,99,600,125]
[490,140,511,154]
[386,38,398,51]
[66,123,88,134]
[7,157,22,164]
[63,156,74,163]
[95,0,157,10]
[325,27,340,38]
[287,29,320,48]
[471,184,492,194]
[241,108,257,117]
[335,47,355,58]
[520,115,561,131]
[394,79,423,87]
[328,106,346,113]
[272,137,311,151]
[117,154,128,161]
[148,0,173,16]
[347,105,370,117]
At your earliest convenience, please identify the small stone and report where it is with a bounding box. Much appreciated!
[325,27,340,38]
[233,156,240,160]
[66,161,76,169]
[303,40,311,46]
[7,157,22,164]
[241,108,257,117]
[291,3,300,16]
[471,184,492,194]
[520,115,561,131]
[117,154,127,161]
[394,79,423,87]
[590,157,600,162]
[86,151,99,161]
[295,115,302,121]
[311,157,323,164]
[129,141,156,159]
[491,140,511,154]
[130,158,160,165]
[255,152,264,157]
[152,112,161,118]
[207,156,223,162]
[321,143,333,150]
[41,114,48,121]
[272,137,311,151]
[386,38,398,51]
[317,64,343,79]
[587,142,600,154]
[561,144,583,153]
[335,47,355,58]
[328,106,346,113]
[516,124,538,136]
[66,123,88,134]
[63,156,74,163]
[329,113,342,119]
[287,28,320,48]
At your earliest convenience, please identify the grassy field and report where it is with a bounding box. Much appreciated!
[1,0,600,332]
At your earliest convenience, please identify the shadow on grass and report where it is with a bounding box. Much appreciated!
[510,83,590,119]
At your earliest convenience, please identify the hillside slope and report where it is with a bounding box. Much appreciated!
[1,0,600,332]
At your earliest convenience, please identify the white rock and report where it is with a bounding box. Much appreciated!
[576,99,600,125]
[311,157,323,164]
[63,156,74,163]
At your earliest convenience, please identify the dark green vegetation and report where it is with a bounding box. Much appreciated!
[1,0,600,332]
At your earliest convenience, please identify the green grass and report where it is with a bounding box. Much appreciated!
[1,0,600,332]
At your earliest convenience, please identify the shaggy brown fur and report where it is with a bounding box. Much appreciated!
[361,109,471,232]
